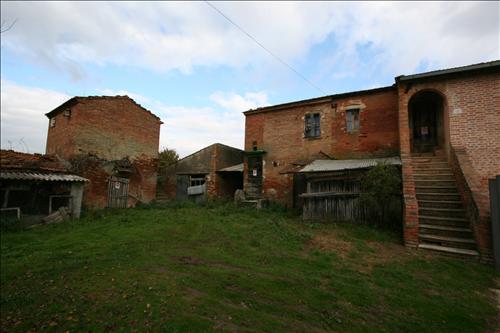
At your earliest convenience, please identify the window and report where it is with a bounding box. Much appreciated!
[190,175,206,187]
[304,113,321,138]
[346,109,360,132]
[50,118,56,128]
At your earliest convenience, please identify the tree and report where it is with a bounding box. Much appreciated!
[158,147,179,173]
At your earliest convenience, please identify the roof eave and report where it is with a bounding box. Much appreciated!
[243,85,396,116]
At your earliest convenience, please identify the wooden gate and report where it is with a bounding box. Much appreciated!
[107,176,129,208]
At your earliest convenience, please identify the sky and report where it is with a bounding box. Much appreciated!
[1,1,498,157]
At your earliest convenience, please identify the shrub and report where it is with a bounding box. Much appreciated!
[360,163,402,230]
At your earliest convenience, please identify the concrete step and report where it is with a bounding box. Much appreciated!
[412,168,453,174]
[411,158,448,164]
[419,207,466,218]
[414,180,456,187]
[418,200,463,209]
[412,162,449,168]
[419,215,469,227]
[413,173,454,180]
[420,223,473,238]
[416,192,462,201]
[415,186,458,194]
[419,234,476,250]
[419,243,479,258]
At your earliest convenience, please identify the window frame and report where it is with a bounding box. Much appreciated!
[304,112,321,138]
[346,109,360,133]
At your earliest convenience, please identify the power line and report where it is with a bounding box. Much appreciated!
[205,1,326,94]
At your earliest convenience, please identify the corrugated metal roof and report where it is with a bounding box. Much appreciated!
[300,157,401,173]
[0,171,88,182]
[218,163,244,172]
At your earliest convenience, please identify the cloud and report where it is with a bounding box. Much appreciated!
[0,80,70,153]
[0,82,268,157]
[209,91,269,112]
[158,91,269,157]
[1,2,497,82]
[98,88,269,157]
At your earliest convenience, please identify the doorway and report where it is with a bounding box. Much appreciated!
[246,155,263,199]
[408,91,444,153]
[107,176,129,208]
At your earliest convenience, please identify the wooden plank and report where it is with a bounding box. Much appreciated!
[299,192,361,198]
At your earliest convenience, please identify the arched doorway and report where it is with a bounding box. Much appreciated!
[408,91,445,153]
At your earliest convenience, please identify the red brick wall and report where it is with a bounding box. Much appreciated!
[46,96,161,208]
[47,97,161,161]
[244,89,399,206]
[45,110,78,157]
[398,70,500,256]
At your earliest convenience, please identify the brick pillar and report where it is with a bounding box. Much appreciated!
[398,86,419,248]
[207,145,219,199]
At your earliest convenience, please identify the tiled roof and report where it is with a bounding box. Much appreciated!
[0,171,88,182]
[45,95,162,122]
[0,150,68,173]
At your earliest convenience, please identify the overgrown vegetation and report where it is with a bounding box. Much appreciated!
[158,147,179,173]
[1,203,497,332]
[360,163,402,230]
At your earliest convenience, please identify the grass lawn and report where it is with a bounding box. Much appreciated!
[1,202,498,332]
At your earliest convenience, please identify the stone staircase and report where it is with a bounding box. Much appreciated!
[412,153,479,258]
[155,187,169,204]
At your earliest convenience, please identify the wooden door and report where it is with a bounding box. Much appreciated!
[107,176,129,208]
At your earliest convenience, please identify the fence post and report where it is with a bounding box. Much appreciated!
[489,175,500,271]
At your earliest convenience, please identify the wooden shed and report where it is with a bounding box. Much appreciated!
[299,157,401,221]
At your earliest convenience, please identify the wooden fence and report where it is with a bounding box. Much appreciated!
[300,172,366,221]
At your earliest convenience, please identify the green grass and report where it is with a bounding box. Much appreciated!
[1,202,497,332]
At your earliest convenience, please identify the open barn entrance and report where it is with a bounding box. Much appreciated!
[409,91,444,153]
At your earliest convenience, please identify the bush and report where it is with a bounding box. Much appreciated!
[360,163,402,230]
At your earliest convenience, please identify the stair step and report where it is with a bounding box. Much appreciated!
[412,162,449,166]
[413,167,450,171]
[411,158,448,165]
[412,168,453,174]
[413,174,454,180]
[419,243,479,257]
[419,234,475,244]
[420,238,476,250]
[416,186,458,193]
[420,223,473,238]
[419,215,469,227]
[418,200,463,209]
[416,193,461,200]
[419,215,468,223]
[419,207,466,218]
[419,224,471,232]
[415,180,456,187]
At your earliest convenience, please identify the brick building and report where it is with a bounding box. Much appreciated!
[243,60,500,261]
[158,143,243,203]
[45,96,162,208]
